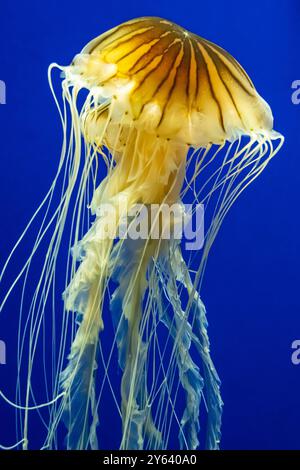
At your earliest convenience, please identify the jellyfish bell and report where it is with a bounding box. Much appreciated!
[0,17,284,451]
[67,16,274,149]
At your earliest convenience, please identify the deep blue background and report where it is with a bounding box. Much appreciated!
[0,0,299,450]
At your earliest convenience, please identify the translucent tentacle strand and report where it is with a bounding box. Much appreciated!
[110,237,162,450]
[154,240,222,450]
[171,244,223,449]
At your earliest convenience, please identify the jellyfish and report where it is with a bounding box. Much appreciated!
[0,17,284,450]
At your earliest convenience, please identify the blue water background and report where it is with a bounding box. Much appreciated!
[0,0,299,450]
